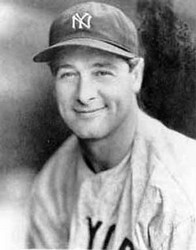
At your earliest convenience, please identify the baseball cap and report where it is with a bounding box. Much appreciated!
[33,2,139,62]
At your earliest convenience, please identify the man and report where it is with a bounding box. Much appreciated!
[27,2,196,249]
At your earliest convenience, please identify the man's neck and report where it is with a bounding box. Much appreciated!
[79,112,138,173]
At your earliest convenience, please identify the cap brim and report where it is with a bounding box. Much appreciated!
[33,38,136,62]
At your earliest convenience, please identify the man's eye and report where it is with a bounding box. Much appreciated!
[57,71,77,79]
[94,70,113,77]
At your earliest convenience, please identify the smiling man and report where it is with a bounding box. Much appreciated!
[27,2,196,250]
[52,46,141,173]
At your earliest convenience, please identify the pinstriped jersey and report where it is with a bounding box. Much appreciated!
[26,111,196,249]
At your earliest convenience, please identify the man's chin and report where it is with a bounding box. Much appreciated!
[72,128,107,141]
[75,133,102,140]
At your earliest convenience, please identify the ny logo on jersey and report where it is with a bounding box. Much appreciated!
[72,13,92,29]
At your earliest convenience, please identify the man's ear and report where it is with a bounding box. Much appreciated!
[129,57,144,93]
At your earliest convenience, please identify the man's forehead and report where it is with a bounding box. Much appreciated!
[52,46,127,66]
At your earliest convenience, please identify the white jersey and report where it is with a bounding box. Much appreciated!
[26,111,196,249]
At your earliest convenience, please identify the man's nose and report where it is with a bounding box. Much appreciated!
[77,74,97,105]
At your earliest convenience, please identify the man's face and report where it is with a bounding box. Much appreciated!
[53,46,143,140]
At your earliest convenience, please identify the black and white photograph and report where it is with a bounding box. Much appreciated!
[0,0,196,249]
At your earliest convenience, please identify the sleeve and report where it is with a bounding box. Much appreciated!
[25,176,69,249]
[159,216,196,250]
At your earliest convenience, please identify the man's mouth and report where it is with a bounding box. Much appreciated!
[74,106,107,117]
[74,107,106,113]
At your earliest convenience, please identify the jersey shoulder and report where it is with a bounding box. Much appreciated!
[137,111,196,214]
[29,135,79,223]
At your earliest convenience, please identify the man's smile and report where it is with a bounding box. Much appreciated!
[73,106,107,118]
[74,106,106,113]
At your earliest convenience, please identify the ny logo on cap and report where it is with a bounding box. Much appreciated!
[72,13,92,29]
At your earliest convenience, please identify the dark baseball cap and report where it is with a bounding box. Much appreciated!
[33,2,139,63]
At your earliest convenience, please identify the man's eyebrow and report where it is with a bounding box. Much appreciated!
[51,63,75,75]
[92,62,117,69]
[57,64,74,69]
